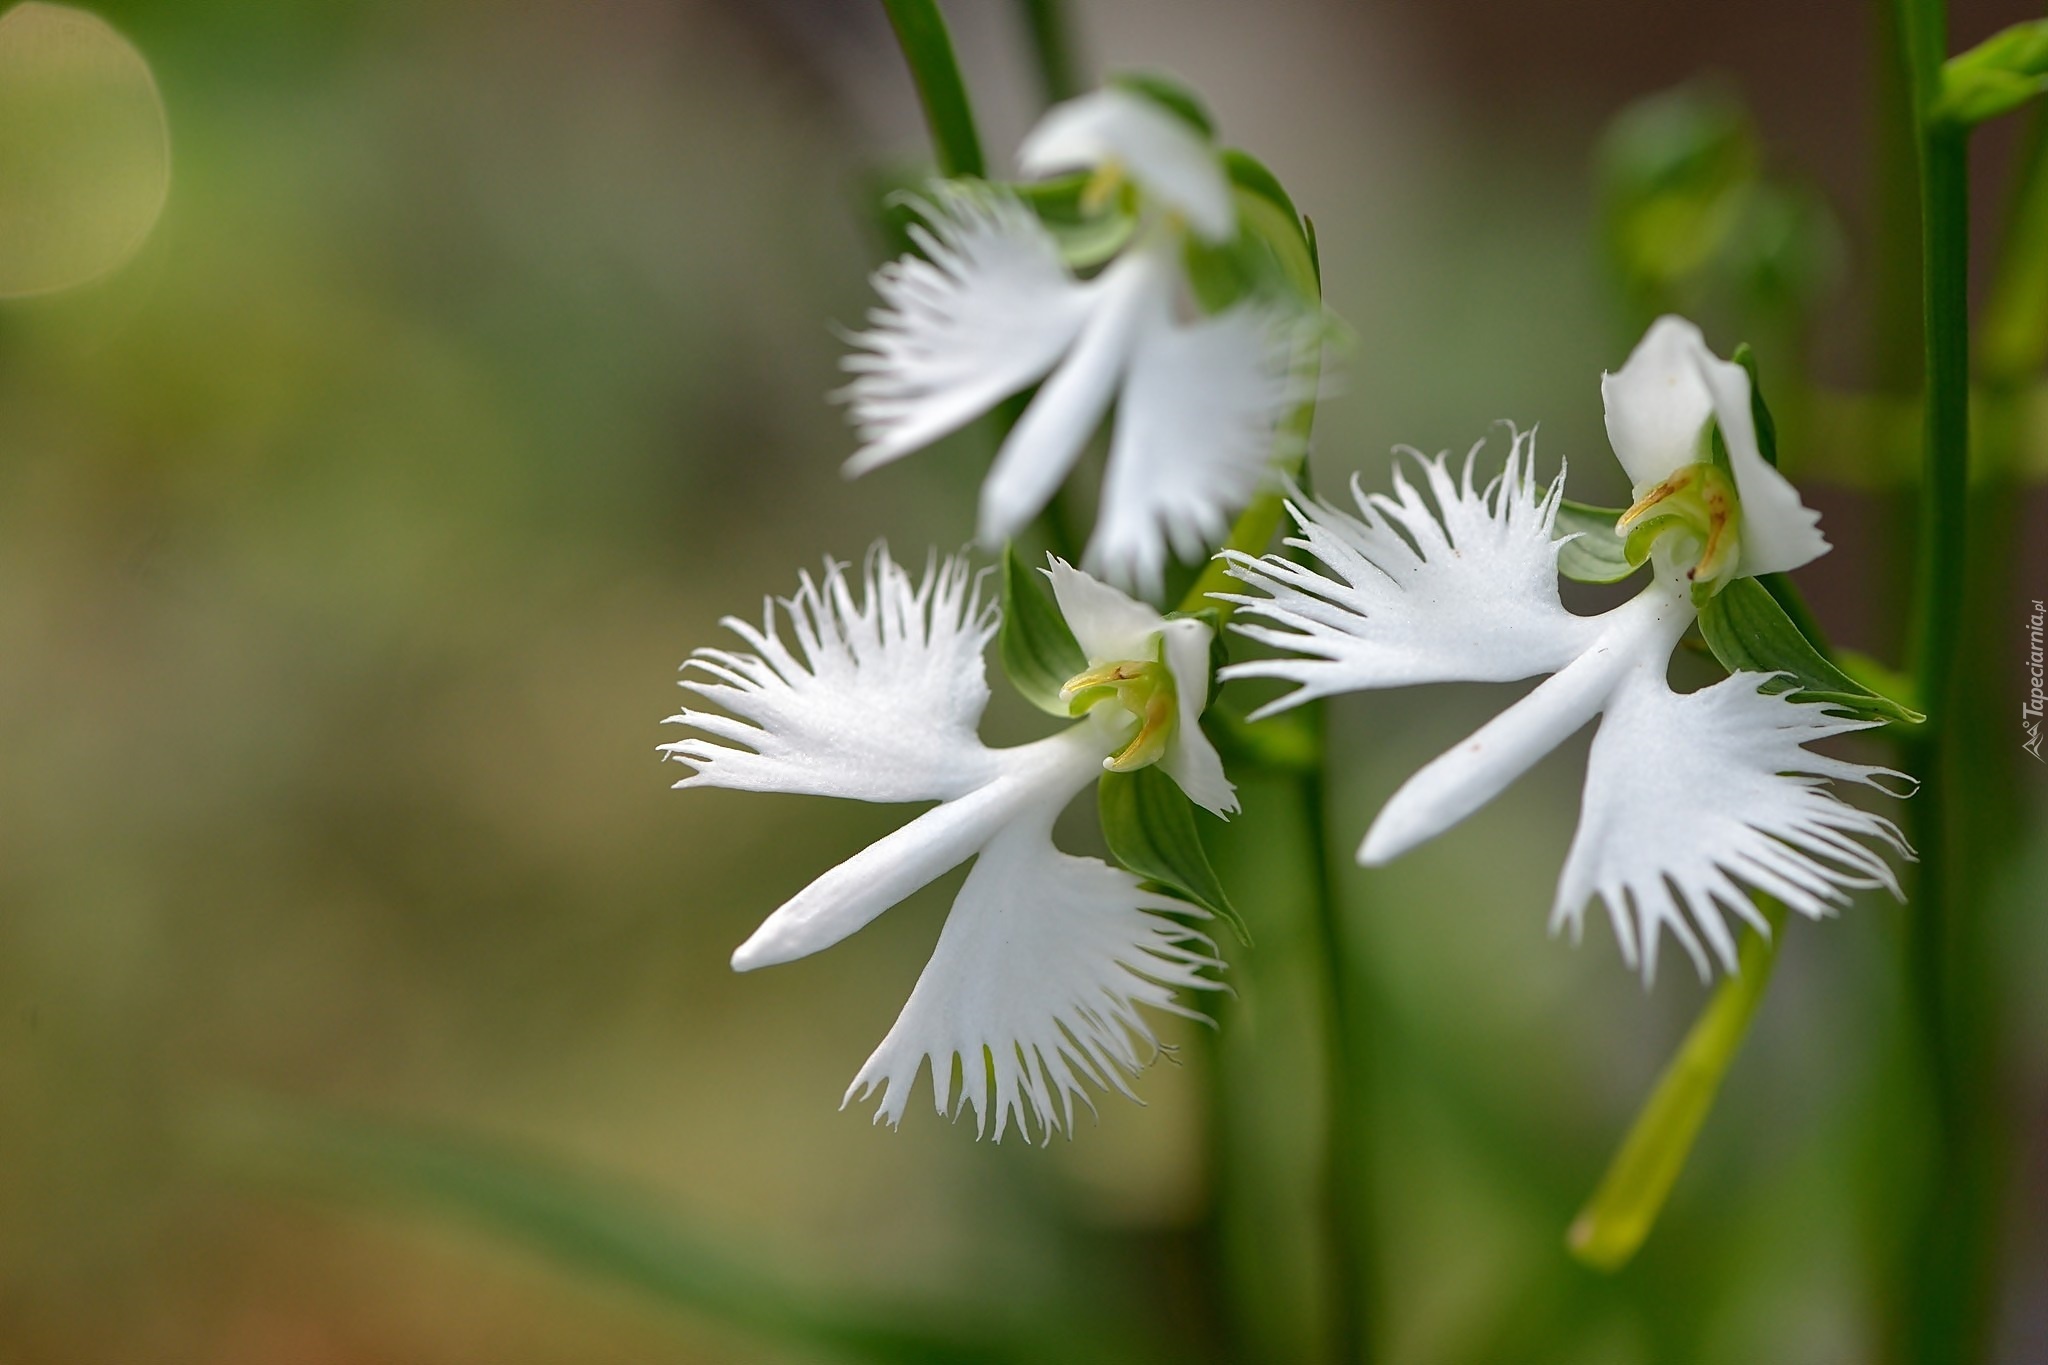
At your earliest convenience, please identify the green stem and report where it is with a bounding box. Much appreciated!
[1301,714,1374,1364]
[1890,0,2002,1357]
[1017,0,1082,105]
[877,0,986,179]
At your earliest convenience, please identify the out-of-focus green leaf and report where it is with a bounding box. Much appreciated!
[1935,20,2048,127]
[1001,545,1087,715]
[1569,901,1787,1271]
[1099,764,1247,943]
[1697,578,1924,724]
[192,1098,1143,1365]
[1224,149,1319,299]
[1555,500,1637,584]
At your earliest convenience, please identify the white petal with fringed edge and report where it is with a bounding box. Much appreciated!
[1601,315,1829,577]
[839,188,1095,477]
[1018,86,1236,242]
[1556,663,1913,985]
[1088,298,1311,600]
[662,548,1000,803]
[1215,420,1911,981]
[1217,431,1602,714]
[844,745,1222,1143]
[666,548,1225,1135]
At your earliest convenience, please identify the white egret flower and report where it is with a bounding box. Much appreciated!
[1218,318,1911,984]
[661,547,1234,1140]
[838,85,1309,599]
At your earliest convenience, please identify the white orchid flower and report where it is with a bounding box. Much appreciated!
[838,84,1310,599]
[661,546,1235,1141]
[1218,318,1911,984]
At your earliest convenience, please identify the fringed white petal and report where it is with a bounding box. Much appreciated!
[730,729,1105,971]
[839,187,1094,475]
[1358,580,1694,865]
[1553,666,1914,985]
[1601,315,1828,576]
[1086,301,1310,599]
[977,249,1167,546]
[1158,616,1237,817]
[844,801,1223,1143]
[1019,87,1234,242]
[662,547,1000,804]
[1218,432,1602,716]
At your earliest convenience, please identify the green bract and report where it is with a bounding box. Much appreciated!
[1697,578,1923,725]
[1098,765,1247,942]
[1000,546,1087,715]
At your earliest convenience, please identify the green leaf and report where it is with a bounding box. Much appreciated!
[1106,70,1215,138]
[1729,342,1779,466]
[1696,578,1924,724]
[1000,545,1086,715]
[1936,20,2048,127]
[1555,499,1638,584]
[1099,765,1248,943]
[878,0,985,179]
[1224,150,1320,302]
[190,1097,1132,1365]
[1569,901,1786,1271]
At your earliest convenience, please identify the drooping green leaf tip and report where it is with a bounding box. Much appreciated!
[1107,70,1216,139]
[1697,578,1924,725]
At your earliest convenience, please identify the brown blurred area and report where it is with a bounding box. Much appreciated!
[0,0,2040,1361]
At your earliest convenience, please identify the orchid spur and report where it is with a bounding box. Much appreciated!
[1219,317,1913,984]
[661,546,1234,1140]
[838,79,1316,599]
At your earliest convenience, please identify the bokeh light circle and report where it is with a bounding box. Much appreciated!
[0,2,169,297]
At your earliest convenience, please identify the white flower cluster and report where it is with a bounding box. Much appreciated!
[665,87,1911,1138]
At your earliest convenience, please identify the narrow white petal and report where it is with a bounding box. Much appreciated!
[1086,301,1310,598]
[1019,87,1234,242]
[838,187,1094,475]
[731,728,1105,971]
[1553,666,1913,985]
[1158,617,1236,816]
[662,548,1000,803]
[1359,579,1694,865]
[1219,433,1602,714]
[977,251,1167,545]
[1691,345,1830,576]
[1601,315,1718,488]
[844,801,1222,1143]
[1044,555,1168,663]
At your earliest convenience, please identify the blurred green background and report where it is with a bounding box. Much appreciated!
[0,0,2043,1360]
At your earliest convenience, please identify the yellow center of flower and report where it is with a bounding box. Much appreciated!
[1059,656,1176,772]
[1079,158,1128,216]
[1616,460,1742,594]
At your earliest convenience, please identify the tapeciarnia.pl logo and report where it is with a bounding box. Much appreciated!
[2026,598,2045,762]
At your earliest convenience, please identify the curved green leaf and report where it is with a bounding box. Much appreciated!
[1000,546,1086,715]
[1697,578,1923,724]
[1099,765,1248,943]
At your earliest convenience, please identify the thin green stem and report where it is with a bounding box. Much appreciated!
[1017,0,1082,105]
[1301,718,1374,1365]
[1889,0,2004,1357]
[877,0,985,179]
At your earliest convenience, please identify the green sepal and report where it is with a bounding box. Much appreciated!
[1555,499,1639,583]
[1223,150,1320,301]
[1935,20,2048,127]
[1099,765,1249,944]
[1106,71,1216,139]
[999,545,1087,716]
[1696,578,1924,724]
